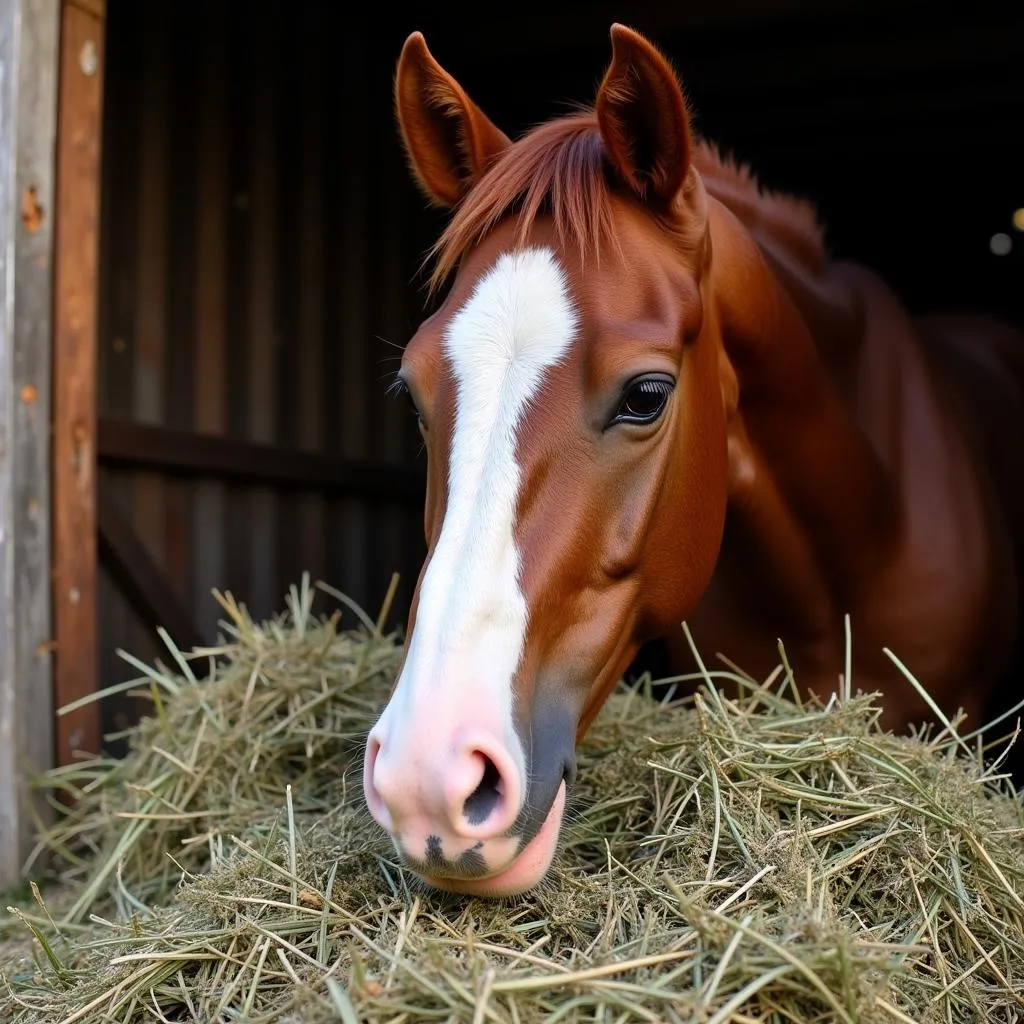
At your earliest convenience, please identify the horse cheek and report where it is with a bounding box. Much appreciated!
[644,366,729,635]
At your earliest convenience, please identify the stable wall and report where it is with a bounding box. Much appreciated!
[93,2,438,743]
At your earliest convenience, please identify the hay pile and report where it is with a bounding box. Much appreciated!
[3,577,1024,1023]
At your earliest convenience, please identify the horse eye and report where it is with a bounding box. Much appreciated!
[613,375,675,426]
[392,376,425,429]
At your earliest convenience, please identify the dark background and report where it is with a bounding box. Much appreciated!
[381,0,1023,326]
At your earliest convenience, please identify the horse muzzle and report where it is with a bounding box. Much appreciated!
[362,708,575,896]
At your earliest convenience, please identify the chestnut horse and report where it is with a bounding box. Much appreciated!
[362,25,1024,897]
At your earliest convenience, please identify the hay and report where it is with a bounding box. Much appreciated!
[3,577,1024,1023]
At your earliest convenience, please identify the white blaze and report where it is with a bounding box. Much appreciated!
[377,246,578,767]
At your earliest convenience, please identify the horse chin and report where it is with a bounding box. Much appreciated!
[419,780,567,898]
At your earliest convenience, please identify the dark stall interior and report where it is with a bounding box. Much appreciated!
[94,0,1023,743]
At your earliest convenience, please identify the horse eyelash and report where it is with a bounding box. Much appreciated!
[387,375,426,443]
[636,378,672,393]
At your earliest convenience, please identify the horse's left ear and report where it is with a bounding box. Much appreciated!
[395,32,512,208]
[595,24,694,209]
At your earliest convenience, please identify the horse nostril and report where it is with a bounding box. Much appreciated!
[463,753,503,826]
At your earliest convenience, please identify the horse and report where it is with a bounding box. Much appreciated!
[361,24,1024,898]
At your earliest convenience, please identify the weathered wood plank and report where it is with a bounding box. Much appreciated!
[163,12,200,616]
[369,69,409,622]
[126,0,170,687]
[297,1,326,586]
[0,0,61,889]
[96,418,427,501]
[246,0,279,620]
[133,0,169,573]
[95,0,141,748]
[193,2,228,641]
[334,20,372,608]
[51,0,106,767]
[222,10,252,610]
[97,491,207,660]
[273,7,301,607]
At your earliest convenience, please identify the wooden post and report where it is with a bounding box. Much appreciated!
[51,0,105,768]
[0,0,61,889]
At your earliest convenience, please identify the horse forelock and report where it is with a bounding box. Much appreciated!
[426,110,827,295]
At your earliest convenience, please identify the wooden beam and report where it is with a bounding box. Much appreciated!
[0,0,61,889]
[96,418,427,502]
[97,491,208,661]
[51,0,105,768]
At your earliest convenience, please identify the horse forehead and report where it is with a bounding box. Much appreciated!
[441,246,580,405]
[413,248,580,652]
[420,201,684,370]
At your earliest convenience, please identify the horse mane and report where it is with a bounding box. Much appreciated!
[692,141,827,276]
[427,109,827,294]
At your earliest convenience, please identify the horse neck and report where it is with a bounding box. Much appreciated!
[752,231,865,387]
[694,160,865,382]
[701,196,899,623]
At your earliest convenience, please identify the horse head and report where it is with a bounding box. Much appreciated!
[363,25,734,896]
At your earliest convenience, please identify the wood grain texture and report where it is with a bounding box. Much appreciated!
[246,0,280,619]
[51,0,106,766]
[127,0,169,682]
[163,11,199,619]
[96,418,426,500]
[97,491,206,658]
[92,6,444,714]
[94,0,140,752]
[192,2,228,640]
[0,0,61,889]
[297,0,326,582]
[333,22,372,609]
[133,1,168,565]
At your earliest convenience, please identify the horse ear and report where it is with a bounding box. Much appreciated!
[395,32,512,208]
[595,24,694,208]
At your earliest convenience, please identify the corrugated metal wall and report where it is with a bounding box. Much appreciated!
[95,1,437,733]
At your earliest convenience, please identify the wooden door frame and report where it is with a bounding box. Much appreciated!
[50,0,106,775]
[0,0,63,890]
[0,0,106,890]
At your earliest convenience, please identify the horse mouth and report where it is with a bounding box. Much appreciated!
[415,780,568,897]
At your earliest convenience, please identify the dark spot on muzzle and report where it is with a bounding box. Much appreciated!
[512,689,578,845]
[409,835,489,879]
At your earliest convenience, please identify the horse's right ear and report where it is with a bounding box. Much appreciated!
[595,24,694,210]
[395,33,511,208]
